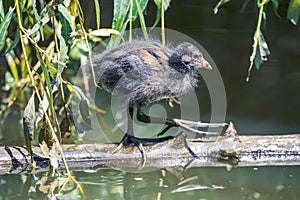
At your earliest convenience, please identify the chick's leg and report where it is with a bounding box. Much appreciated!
[113,105,146,167]
[113,105,174,168]
[137,107,227,136]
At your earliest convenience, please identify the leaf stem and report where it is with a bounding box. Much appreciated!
[129,0,133,41]
[78,11,99,90]
[134,0,149,40]
[15,0,71,177]
[161,0,165,45]
[246,0,269,82]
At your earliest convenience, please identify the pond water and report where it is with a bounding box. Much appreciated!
[0,166,299,199]
[1,0,300,199]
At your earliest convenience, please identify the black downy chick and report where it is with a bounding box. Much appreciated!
[92,40,226,164]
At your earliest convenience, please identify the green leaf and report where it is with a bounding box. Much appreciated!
[45,56,57,79]
[271,0,279,10]
[213,0,230,14]
[23,92,36,162]
[271,0,281,18]
[36,54,60,128]
[57,4,71,78]
[132,0,149,20]
[111,0,149,46]
[112,0,149,31]
[112,0,130,31]
[0,1,5,18]
[32,0,44,40]
[4,31,20,54]
[58,4,72,41]
[254,47,263,70]
[0,6,15,47]
[94,0,101,29]
[71,86,92,132]
[58,35,68,78]
[5,51,18,81]
[261,10,267,29]
[79,95,91,129]
[154,0,171,11]
[32,0,40,21]
[151,8,161,30]
[36,81,60,127]
[36,92,49,127]
[151,0,171,30]
[287,0,300,25]
[38,53,53,96]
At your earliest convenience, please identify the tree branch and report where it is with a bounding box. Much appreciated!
[1,133,300,174]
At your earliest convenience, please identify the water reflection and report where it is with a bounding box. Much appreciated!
[0,166,299,199]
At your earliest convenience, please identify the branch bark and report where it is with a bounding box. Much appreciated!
[1,133,300,174]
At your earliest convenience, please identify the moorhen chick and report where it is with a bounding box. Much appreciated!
[91,40,226,164]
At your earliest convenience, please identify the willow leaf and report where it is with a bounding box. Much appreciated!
[0,6,15,47]
[287,0,300,25]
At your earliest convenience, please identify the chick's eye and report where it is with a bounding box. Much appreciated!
[192,54,201,60]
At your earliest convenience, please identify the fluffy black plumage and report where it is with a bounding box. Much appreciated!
[93,40,212,107]
[91,40,214,166]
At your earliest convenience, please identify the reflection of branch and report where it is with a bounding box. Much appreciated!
[1,134,300,174]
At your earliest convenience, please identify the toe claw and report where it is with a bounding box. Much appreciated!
[113,134,146,168]
[112,142,124,154]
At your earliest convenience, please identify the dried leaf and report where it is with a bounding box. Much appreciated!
[36,92,49,127]
[89,29,120,37]
[250,30,270,70]
[27,13,50,36]
[49,142,61,169]
[257,30,270,61]
[23,92,36,161]
[40,141,50,157]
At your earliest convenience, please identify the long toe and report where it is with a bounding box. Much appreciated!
[174,119,227,128]
[173,119,228,136]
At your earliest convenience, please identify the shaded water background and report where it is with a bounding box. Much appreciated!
[1,0,300,199]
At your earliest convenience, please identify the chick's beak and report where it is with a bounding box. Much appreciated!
[199,58,212,70]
